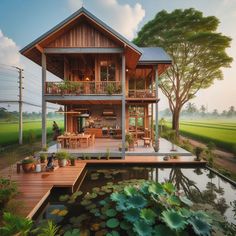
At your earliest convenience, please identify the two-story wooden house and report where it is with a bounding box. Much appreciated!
[20,7,172,158]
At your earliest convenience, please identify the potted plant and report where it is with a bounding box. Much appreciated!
[21,157,35,173]
[106,83,115,95]
[69,156,76,166]
[55,151,68,167]
[39,153,47,163]
[194,147,203,161]
[125,133,134,150]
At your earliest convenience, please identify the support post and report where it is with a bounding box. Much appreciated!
[121,54,126,159]
[18,68,23,145]
[42,53,47,149]
[155,65,159,152]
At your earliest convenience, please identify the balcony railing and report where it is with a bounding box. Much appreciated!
[45,81,122,95]
[128,89,156,98]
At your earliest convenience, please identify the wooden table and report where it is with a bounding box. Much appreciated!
[57,134,91,148]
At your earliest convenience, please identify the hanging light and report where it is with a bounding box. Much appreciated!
[85,77,90,81]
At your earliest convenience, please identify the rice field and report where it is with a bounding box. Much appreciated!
[166,119,236,153]
[0,119,64,147]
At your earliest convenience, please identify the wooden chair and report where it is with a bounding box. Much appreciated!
[70,137,78,149]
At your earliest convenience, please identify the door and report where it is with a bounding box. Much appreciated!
[77,117,85,133]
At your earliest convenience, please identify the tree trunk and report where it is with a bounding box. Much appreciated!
[172,108,180,135]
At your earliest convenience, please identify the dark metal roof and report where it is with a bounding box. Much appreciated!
[138,47,172,64]
[20,7,142,54]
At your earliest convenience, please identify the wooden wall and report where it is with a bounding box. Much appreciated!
[46,21,119,48]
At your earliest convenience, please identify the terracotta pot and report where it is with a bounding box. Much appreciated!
[58,159,67,167]
[22,163,35,173]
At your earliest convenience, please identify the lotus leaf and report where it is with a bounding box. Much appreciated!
[139,182,150,195]
[95,212,101,217]
[110,192,126,203]
[124,186,137,196]
[179,196,193,207]
[72,191,83,197]
[106,209,117,217]
[95,229,108,236]
[81,199,92,206]
[99,200,107,205]
[86,203,97,210]
[63,229,80,236]
[124,208,140,223]
[140,208,157,225]
[90,208,99,214]
[133,220,153,236]
[106,218,119,228]
[59,194,70,202]
[127,195,147,209]
[106,230,120,236]
[167,195,181,206]
[188,216,212,236]
[148,183,164,195]
[163,182,176,194]
[153,225,176,236]
[92,187,100,192]
[161,209,187,231]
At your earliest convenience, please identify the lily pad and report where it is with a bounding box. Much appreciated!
[59,194,70,202]
[106,218,119,228]
[106,209,117,217]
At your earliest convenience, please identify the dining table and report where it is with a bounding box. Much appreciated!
[57,134,91,148]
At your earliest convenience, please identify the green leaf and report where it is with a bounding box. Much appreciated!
[163,182,176,194]
[133,220,153,236]
[106,218,119,229]
[64,229,80,236]
[179,196,193,207]
[148,183,164,195]
[127,195,147,209]
[153,225,176,236]
[140,208,157,225]
[188,216,212,236]
[161,209,187,231]
[106,209,117,217]
[124,208,140,223]
[120,221,131,230]
[106,230,120,236]
[59,194,70,202]
[124,186,137,196]
[167,195,181,206]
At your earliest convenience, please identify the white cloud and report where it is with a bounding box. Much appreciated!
[0,30,20,66]
[68,0,145,40]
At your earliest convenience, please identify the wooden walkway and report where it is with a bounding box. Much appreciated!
[1,157,206,219]
[0,162,86,218]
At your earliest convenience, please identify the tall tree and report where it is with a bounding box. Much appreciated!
[133,8,232,134]
[200,105,207,116]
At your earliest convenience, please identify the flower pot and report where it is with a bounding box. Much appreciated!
[22,163,35,173]
[58,159,67,167]
[70,159,75,166]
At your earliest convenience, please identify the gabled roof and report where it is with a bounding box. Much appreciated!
[139,47,172,64]
[20,7,141,55]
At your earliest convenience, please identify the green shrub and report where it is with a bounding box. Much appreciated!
[21,157,35,164]
[0,178,17,210]
[55,151,69,160]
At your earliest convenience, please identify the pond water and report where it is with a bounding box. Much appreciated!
[38,166,236,235]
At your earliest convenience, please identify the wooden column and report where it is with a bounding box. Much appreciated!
[42,53,47,148]
[155,65,159,151]
[121,54,126,159]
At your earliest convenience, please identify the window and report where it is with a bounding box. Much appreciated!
[100,61,116,81]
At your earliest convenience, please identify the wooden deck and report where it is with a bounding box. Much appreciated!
[1,157,206,219]
[0,162,86,218]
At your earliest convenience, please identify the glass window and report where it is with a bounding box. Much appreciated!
[100,61,116,81]
[136,79,145,90]
[137,117,144,127]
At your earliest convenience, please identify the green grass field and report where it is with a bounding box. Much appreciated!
[166,119,236,153]
[0,119,64,147]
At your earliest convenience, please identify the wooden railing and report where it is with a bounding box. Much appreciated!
[128,89,156,98]
[45,81,122,95]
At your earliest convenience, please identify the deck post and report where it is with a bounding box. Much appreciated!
[42,53,47,148]
[121,53,126,159]
[155,65,159,152]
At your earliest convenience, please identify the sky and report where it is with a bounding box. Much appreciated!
[0,0,235,112]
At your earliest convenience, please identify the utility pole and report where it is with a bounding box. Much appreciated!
[15,67,24,145]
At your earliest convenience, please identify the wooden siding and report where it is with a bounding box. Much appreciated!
[46,22,119,48]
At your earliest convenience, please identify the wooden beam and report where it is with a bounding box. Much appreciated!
[42,53,47,148]
[44,47,124,54]
[155,65,159,152]
[35,44,44,53]
[122,54,126,159]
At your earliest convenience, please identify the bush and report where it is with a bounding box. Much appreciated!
[21,157,35,164]
[0,178,17,210]
[55,151,69,160]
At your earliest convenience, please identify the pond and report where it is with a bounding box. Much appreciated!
[37,166,236,235]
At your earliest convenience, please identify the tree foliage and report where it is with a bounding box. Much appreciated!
[133,8,232,133]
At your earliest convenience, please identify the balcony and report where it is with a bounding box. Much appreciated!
[45,81,122,96]
[127,89,156,98]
